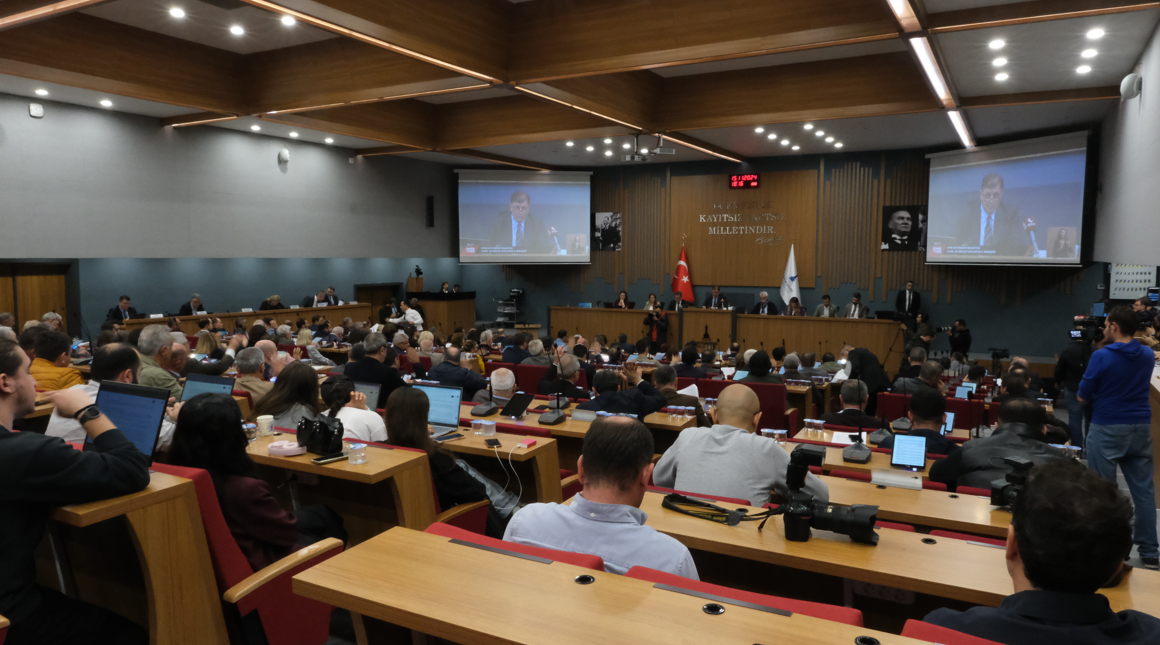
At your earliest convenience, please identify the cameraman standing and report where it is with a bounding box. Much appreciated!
[1055,325,1091,447]
[1077,306,1158,569]
[945,319,971,355]
[642,309,668,354]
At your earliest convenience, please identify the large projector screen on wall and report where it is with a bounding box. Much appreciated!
[925,132,1089,266]
[457,170,591,265]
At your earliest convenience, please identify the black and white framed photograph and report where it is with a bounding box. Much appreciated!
[881,205,927,252]
[593,212,622,251]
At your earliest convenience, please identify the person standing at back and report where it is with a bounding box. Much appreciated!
[1077,306,1158,569]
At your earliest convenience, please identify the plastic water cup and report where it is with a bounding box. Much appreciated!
[683,407,694,422]
[348,443,367,465]
[472,419,485,435]
[481,421,497,437]
[773,429,788,447]
[256,415,274,436]
[760,428,777,439]
[243,423,258,441]
[666,407,675,421]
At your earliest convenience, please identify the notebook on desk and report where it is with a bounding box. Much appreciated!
[85,381,170,465]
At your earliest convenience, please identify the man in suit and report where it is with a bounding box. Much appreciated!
[673,346,706,379]
[702,286,727,310]
[177,294,205,317]
[106,295,137,322]
[668,291,688,311]
[501,332,531,365]
[882,209,917,251]
[571,344,597,386]
[840,293,868,319]
[654,365,709,427]
[378,299,400,324]
[954,173,1031,256]
[577,362,666,418]
[344,333,409,409]
[751,291,776,315]
[820,379,889,430]
[538,353,589,400]
[300,290,328,308]
[426,348,488,400]
[813,294,839,318]
[895,281,920,323]
[487,191,558,255]
[324,286,341,307]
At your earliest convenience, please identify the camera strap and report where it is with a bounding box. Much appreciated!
[661,494,779,528]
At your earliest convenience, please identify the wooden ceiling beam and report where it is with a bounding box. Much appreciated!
[435,95,633,150]
[660,132,748,163]
[928,0,1160,32]
[653,52,941,132]
[509,0,901,83]
[438,149,561,172]
[516,71,661,131]
[0,0,111,31]
[959,86,1121,108]
[356,145,424,156]
[160,112,238,128]
[261,100,436,149]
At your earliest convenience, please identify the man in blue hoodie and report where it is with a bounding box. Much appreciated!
[1078,306,1158,569]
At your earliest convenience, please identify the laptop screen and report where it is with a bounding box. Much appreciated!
[941,412,956,435]
[414,383,462,430]
[181,373,236,402]
[960,382,977,393]
[87,382,170,462]
[353,382,382,408]
[954,386,971,399]
[891,435,927,469]
[733,370,749,380]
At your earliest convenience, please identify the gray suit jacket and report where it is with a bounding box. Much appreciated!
[840,303,868,319]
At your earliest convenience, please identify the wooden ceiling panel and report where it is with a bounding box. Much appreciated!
[264,100,437,148]
[436,95,632,150]
[519,70,661,130]
[654,52,941,132]
[0,0,111,30]
[928,0,1160,32]
[509,0,900,82]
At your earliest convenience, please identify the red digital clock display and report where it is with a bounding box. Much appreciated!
[730,174,759,189]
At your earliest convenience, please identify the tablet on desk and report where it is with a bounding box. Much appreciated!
[960,382,977,393]
[890,435,927,472]
[733,370,749,380]
[499,392,535,418]
[85,381,169,465]
[352,381,382,407]
[941,411,956,435]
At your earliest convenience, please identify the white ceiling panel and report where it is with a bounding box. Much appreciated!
[0,76,191,118]
[401,151,506,166]
[964,99,1113,140]
[210,116,387,149]
[652,39,908,77]
[416,87,522,104]
[472,134,715,167]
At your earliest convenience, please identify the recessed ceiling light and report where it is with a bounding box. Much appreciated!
[640,148,649,154]
[1081,49,1097,58]
[767,133,777,140]
[586,146,594,152]
[325,138,334,144]
[803,124,814,130]
[604,150,612,156]
[792,145,800,151]
[995,72,1009,81]
[781,140,790,145]
[250,125,261,131]
[1086,28,1104,39]
[1077,65,1091,74]
[815,131,824,137]
[34,89,48,96]
[993,58,1007,67]
[169,7,185,18]
[603,138,612,144]
[754,127,764,133]
[281,15,295,26]
[835,143,844,148]
[565,141,574,147]
[99,99,113,107]
[825,137,834,143]
[989,39,1004,50]
[229,25,245,36]
[289,132,298,138]
[622,143,631,149]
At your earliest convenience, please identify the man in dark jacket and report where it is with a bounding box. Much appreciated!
[501,332,531,365]
[343,332,409,409]
[673,346,706,379]
[892,360,944,396]
[820,379,889,430]
[538,353,589,400]
[877,387,960,457]
[572,344,597,387]
[0,339,151,645]
[426,347,488,401]
[106,295,138,322]
[577,363,666,418]
[654,365,708,427]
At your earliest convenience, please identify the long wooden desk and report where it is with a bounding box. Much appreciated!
[637,491,1156,612]
[120,303,373,336]
[680,308,733,347]
[737,315,905,368]
[820,475,1008,538]
[440,432,563,504]
[823,447,935,479]
[548,306,678,350]
[246,434,435,543]
[793,427,971,445]
[50,472,228,644]
[293,527,926,645]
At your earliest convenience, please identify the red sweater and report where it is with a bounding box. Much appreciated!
[216,475,298,571]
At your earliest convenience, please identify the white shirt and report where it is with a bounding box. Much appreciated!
[335,406,387,443]
[46,381,176,450]
[389,308,424,331]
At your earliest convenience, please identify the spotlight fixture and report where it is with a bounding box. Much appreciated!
[989,39,1004,49]
[250,125,261,131]
[804,124,814,130]
[1081,49,1097,58]
[767,133,777,140]
[169,7,185,18]
[289,132,299,138]
[586,146,594,151]
[324,138,334,144]
[1077,65,1091,74]
[565,141,574,147]
[603,138,612,144]
[99,99,113,107]
[230,25,245,35]
[604,150,612,156]
[835,143,844,148]
[995,72,1009,81]
[825,137,834,143]
[281,15,295,26]
[781,139,789,145]
[34,89,48,96]
[815,131,824,137]
[754,127,764,133]
[1086,28,1104,39]
[993,58,1007,66]
[640,148,649,154]
[622,143,631,149]
[792,145,800,151]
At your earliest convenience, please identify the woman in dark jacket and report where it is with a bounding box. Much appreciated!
[738,350,784,384]
[259,295,284,311]
[846,347,891,416]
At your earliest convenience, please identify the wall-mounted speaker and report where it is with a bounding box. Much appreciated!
[426,195,435,228]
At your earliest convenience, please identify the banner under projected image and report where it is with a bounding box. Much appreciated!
[457,170,591,265]
[925,132,1089,265]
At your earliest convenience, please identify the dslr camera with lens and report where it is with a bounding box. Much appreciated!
[990,456,1033,507]
[780,444,880,545]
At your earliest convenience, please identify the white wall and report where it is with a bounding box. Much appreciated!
[1096,23,1160,265]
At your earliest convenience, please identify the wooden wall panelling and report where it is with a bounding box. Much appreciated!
[15,270,67,332]
[735,316,904,364]
[0,265,14,319]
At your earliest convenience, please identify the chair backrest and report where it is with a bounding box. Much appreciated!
[828,469,872,483]
[419,356,433,371]
[514,364,551,393]
[647,486,749,506]
[696,379,732,400]
[626,566,864,626]
[986,402,1001,426]
[575,369,588,390]
[492,424,553,439]
[424,522,605,571]
[485,361,514,377]
[945,398,984,429]
[876,392,911,421]
[187,335,201,346]
[901,619,1006,645]
[741,382,788,430]
[676,377,695,391]
[957,485,991,497]
[231,389,253,408]
[277,344,298,354]
[928,530,1006,548]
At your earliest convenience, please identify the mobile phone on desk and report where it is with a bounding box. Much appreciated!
[485,438,502,448]
[310,453,348,465]
[435,433,464,442]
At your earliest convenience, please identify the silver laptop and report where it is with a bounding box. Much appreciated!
[414,383,463,437]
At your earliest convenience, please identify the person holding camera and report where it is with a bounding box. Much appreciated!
[944,319,971,355]
[1077,306,1158,569]
[1055,330,1091,447]
[643,308,668,353]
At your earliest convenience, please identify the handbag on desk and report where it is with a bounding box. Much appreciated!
[298,415,345,456]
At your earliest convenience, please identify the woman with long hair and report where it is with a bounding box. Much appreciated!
[250,361,324,427]
[168,393,345,571]
[614,290,630,309]
[462,339,485,373]
[644,293,661,311]
[320,375,387,443]
[738,350,784,384]
[785,297,806,316]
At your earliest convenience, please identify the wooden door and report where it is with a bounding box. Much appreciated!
[355,284,400,323]
[0,265,13,323]
[16,268,68,334]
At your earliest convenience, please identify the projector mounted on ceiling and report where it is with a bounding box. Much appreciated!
[622,134,676,162]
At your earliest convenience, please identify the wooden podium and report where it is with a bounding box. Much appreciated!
[407,277,423,294]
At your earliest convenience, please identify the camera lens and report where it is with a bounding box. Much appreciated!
[810,503,879,545]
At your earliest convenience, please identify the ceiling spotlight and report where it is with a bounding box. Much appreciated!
[169,7,185,18]
[792,145,800,151]
[767,133,777,140]
[1086,28,1104,39]
[754,127,764,133]
[289,132,298,138]
[604,150,612,156]
[230,25,245,36]
[804,124,814,130]
[640,148,649,154]
[250,125,261,131]
[1077,65,1091,74]
[1081,49,1097,58]
[825,137,834,143]
[622,143,631,149]
[993,58,1007,67]
[603,138,612,144]
[995,72,1009,81]
[815,131,825,137]
[34,89,48,96]
[781,139,789,145]
[835,143,844,148]
[565,141,574,147]
[324,138,334,144]
[99,99,113,107]
[989,39,1004,49]
[281,15,295,26]
[586,146,594,151]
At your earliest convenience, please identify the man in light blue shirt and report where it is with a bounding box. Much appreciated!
[504,416,698,579]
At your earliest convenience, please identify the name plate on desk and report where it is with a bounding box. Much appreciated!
[197,310,207,315]
[317,303,327,307]
[290,305,300,309]
[241,308,253,313]
[347,301,357,305]
[149,313,164,319]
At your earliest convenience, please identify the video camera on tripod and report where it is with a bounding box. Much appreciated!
[990,456,1033,507]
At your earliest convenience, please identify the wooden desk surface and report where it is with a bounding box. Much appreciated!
[637,492,1156,612]
[457,402,693,438]
[823,447,934,479]
[794,427,970,446]
[52,472,190,527]
[439,431,553,462]
[293,527,926,645]
[821,475,1009,538]
[246,434,426,485]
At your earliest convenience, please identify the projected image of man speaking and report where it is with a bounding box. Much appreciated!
[487,191,559,254]
[954,173,1031,256]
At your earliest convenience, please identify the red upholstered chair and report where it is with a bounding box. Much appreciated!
[957,486,991,497]
[390,445,491,534]
[828,469,872,482]
[741,382,795,431]
[696,379,732,400]
[424,522,605,571]
[928,530,1006,548]
[419,356,432,371]
[901,619,1005,644]
[923,480,948,491]
[277,344,298,355]
[626,567,864,626]
[575,369,588,390]
[187,335,201,346]
[485,361,514,377]
[150,464,342,645]
[231,389,253,409]
[676,377,695,391]
[514,364,550,393]
[986,402,1001,426]
[647,486,750,506]
[945,398,984,431]
[877,520,916,532]
[876,392,911,421]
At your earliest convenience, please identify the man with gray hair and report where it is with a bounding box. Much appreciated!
[521,338,552,366]
[137,325,183,400]
[0,327,15,341]
[426,347,488,400]
[473,367,515,404]
[345,331,408,408]
[751,291,774,315]
[820,379,889,430]
[418,337,444,368]
[178,293,205,317]
[0,311,15,332]
[234,347,274,403]
[41,312,64,331]
[538,351,588,399]
[896,346,926,381]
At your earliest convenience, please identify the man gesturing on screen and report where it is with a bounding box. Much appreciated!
[488,191,558,254]
[954,173,1031,257]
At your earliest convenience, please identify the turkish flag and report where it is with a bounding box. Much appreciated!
[671,246,694,302]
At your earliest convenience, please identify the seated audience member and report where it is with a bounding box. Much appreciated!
[461,340,486,373]
[418,338,444,367]
[939,356,952,372]
[738,350,783,384]
[292,333,336,367]
[29,330,84,391]
[272,324,294,346]
[781,354,807,381]
[896,347,926,380]
[234,347,274,403]
[578,362,666,418]
[167,317,184,334]
[0,339,151,645]
[520,338,553,366]
[183,333,243,377]
[653,365,708,427]
[0,327,15,341]
[194,329,224,359]
[259,294,283,310]
[247,324,268,349]
[554,329,569,348]
[820,380,890,430]
[505,416,698,578]
[1009,357,1044,392]
[819,352,843,374]
[572,344,597,385]
[700,350,722,377]
[892,360,944,395]
[924,460,1160,644]
[877,387,960,457]
[427,347,488,400]
[250,361,324,429]
[948,352,969,378]
[673,346,706,379]
[964,364,987,385]
[0,311,14,333]
[798,352,827,379]
[343,332,408,409]
[391,332,428,379]
[474,367,515,405]
[255,339,292,380]
[386,387,504,536]
[993,371,1038,405]
[137,325,184,401]
[312,321,338,344]
[22,320,44,333]
[318,375,387,443]
[771,346,787,370]
[654,384,828,506]
[501,332,531,365]
[329,342,363,375]
[930,399,1071,490]
[41,312,64,332]
[630,338,658,364]
[616,333,635,354]
[538,353,589,400]
[169,393,345,571]
[96,329,127,348]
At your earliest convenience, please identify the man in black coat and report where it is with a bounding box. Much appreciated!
[106,295,138,322]
[702,286,727,310]
[177,294,206,317]
[895,281,921,321]
[953,173,1031,257]
[343,333,409,409]
[487,191,558,255]
[538,353,589,399]
[667,292,689,311]
[501,332,531,365]
[819,379,890,430]
[577,363,666,418]
[426,348,488,401]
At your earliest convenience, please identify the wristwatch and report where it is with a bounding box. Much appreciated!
[74,405,102,425]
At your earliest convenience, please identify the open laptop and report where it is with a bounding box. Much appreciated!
[352,382,382,408]
[890,434,927,472]
[941,411,957,435]
[959,381,978,393]
[413,383,463,437]
[85,381,170,464]
[181,373,236,402]
[953,386,972,399]
[733,370,749,380]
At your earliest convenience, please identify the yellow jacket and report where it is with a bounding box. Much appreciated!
[31,357,85,391]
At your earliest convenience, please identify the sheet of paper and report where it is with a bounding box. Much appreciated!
[677,384,699,397]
